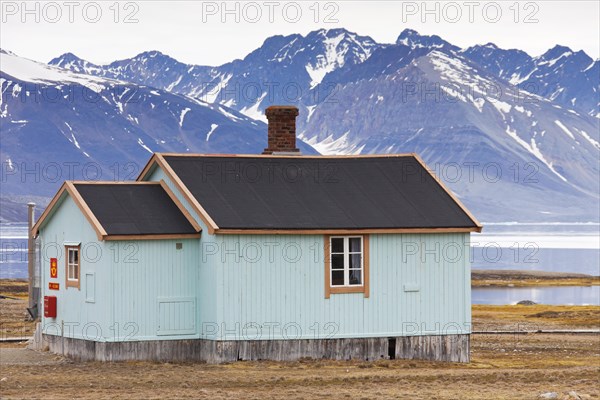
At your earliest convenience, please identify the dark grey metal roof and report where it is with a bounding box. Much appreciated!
[162,155,479,230]
[74,183,197,235]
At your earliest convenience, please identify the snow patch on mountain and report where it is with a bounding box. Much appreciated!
[206,124,218,141]
[200,73,232,104]
[504,126,567,182]
[1,51,116,90]
[491,100,512,115]
[304,30,379,89]
[539,51,573,67]
[137,138,153,153]
[306,105,316,122]
[240,93,267,122]
[554,120,575,139]
[304,131,360,155]
[179,107,190,127]
[218,106,242,121]
[576,129,600,149]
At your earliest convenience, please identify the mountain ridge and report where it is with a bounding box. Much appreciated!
[2,28,599,223]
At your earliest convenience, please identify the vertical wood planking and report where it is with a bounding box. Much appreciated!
[40,181,472,343]
[213,232,471,340]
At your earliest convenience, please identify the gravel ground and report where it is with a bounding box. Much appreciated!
[0,347,67,366]
[1,280,598,399]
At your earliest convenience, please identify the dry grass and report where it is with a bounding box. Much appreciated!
[1,279,599,399]
[0,280,35,338]
[472,277,600,287]
[0,279,29,298]
[1,333,598,399]
[471,269,600,288]
[473,305,600,330]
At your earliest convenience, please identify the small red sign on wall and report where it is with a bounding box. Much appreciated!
[44,296,57,318]
[49,282,59,290]
[50,258,58,278]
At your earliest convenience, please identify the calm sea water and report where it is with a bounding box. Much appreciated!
[0,223,28,279]
[472,286,599,306]
[471,237,599,276]
[2,223,598,305]
[470,223,599,305]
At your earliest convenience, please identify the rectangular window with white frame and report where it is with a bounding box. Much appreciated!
[65,245,80,289]
[325,234,369,298]
[330,236,364,287]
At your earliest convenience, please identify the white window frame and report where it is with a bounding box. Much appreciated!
[65,245,80,289]
[329,236,364,287]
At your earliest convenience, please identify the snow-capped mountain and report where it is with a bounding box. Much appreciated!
[0,50,315,206]
[3,28,599,223]
[396,29,459,51]
[299,47,599,221]
[463,43,599,117]
[49,28,381,121]
[50,50,216,100]
[50,28,598,121]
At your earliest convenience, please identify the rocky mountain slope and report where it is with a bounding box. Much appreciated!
[2,28,598,222]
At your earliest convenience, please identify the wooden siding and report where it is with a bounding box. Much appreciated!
[109,238,200,341]
[39,191,201,342]
[145,164,472,341]
[210,232,471,340]
[146,166,220,339]
[40,163,471,345]
[39,195,112,341]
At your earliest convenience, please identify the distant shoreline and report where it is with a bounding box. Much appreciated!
[472,269,600,287]
[3,270,599,292]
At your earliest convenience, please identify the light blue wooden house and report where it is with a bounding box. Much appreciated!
[32,106,482,362]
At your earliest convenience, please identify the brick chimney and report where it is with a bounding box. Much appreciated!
[262,105,300,154]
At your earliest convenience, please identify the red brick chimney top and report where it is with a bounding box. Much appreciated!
[262,105,300,155]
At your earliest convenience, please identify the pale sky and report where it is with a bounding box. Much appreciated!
[1,1,599,66]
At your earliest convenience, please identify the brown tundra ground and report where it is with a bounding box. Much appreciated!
[1,279,599,400]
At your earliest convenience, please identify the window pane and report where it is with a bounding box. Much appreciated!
[74,264,78,280]
[331,254,344,270]
[331,270,344,286]
[331,238,344,253]
[349,254,362,269]
[349,237,362,253]
[349,269,362,285]
[69,249,74,264]
[73,249,79,263]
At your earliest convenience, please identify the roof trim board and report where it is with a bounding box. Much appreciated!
[137,153,160,181]
[155,152,420,159]
[137,153,220,234]
[65,181,109,240]
[31,182,67,238]
[214,227,480,235]
[32,180,202,241]
[32,182,107,241]
[412,153,483,231]
[138,153,482,234]
[158,180,202,233]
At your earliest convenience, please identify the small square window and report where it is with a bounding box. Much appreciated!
[349,254,362,269]
[176,242,183,250]
[331,238,344,253]
[349,237,362,253]
[331,254,344,270]
[349,269,362,285]
[331,270,345,286]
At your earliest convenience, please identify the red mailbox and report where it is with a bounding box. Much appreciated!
[44,296,57,318]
